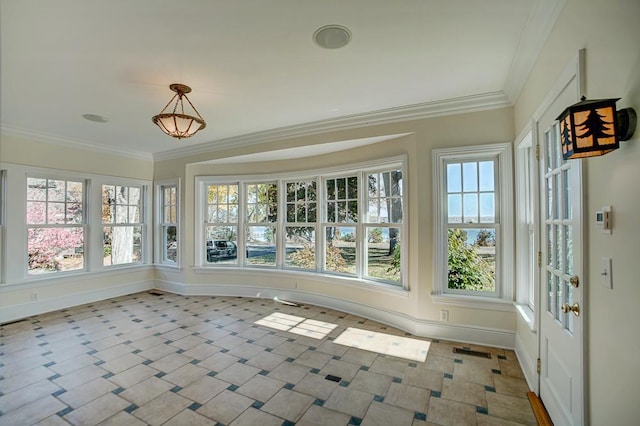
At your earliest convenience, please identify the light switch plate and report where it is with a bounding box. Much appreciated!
[601,257,612,289]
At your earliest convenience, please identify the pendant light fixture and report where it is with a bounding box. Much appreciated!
[152,83,206,139]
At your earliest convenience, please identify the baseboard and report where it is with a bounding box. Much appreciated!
[515,332,538,392]
[0,280,154,324]
[154,280,516,349]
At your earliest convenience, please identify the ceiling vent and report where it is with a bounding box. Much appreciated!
[313,25,352,49]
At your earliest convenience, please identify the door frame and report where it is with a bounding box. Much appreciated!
[531,49,587,424]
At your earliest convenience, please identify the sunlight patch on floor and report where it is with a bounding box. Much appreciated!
[254,312,337,339]
[333,327,430,362]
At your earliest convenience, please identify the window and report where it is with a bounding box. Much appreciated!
[433,144,514,305]
[323,175,358,275]
[196,157,406,288]
[26,177,85,274]
[246,182,278,266]
[284,180,317,270]
[365,170,403,283]
[515,130,538,312]
[158,181,179,265]
[204,183,239,265]
[102,184,144,266]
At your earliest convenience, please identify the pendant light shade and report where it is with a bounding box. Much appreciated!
[152,84,206,140]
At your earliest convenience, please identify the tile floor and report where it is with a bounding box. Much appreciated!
[0,292,536,426]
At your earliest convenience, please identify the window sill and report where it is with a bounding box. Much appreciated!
[0,264,154,291]
[192,266,409,297]
[431,292,515,312]
[515,303,536,332]
[154,264,182,272]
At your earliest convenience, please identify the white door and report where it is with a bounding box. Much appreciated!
[537,76,584,425]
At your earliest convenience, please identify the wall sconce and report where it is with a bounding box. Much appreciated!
[556,97,636,160]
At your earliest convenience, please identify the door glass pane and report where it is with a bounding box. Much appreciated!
[547,224,553,266]
[555,275,562,321]
[546,177,553,219]
[547,271,554,315]
[555,224,562,272]
[565,225,573,275]
[553,174,560,219]
[545,130,553,173]
[564,168,572,219]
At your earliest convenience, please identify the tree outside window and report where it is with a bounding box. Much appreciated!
[285,180,317,270]
[102,185,143,266]
[445,160,497,292]
[324,176,358,275]
[27,177,85,274]
[365,170,403,283]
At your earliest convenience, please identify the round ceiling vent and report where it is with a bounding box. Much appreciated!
[313,25,352,49]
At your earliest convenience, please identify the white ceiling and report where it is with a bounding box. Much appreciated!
[0,0,564,160]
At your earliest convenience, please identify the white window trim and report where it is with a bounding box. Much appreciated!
[25,173,89,277]
[0,163,152,284]
[514,126,538,329]
[155,178,181,269]
[432,143,514,311]
[195,155,408,290]
[99,181,149,268]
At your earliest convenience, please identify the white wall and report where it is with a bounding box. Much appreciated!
[514,0,640,422]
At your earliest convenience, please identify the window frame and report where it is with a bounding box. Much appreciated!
[195,156,408,290]
[245,181,278,268]
[25,174,88,276]
[515,128,539,316]
[201,180,240,266]
[432,143,514,310]
[101,183,146,267]
[283,178,319,272]
[155,179,180,267]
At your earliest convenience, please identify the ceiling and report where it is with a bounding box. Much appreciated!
[0,0,563,160]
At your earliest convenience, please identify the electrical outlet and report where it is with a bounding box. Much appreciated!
[440,310,449,322]
[31,291,39,301]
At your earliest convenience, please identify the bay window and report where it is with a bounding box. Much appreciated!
[196,157,406,288]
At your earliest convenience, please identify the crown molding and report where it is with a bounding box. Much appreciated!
[153,91,511,161]
[503,0,567,104]
[2,90,511,163]
[0,124,154,161]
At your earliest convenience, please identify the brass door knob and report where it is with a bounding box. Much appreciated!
[561,302,580,316]
[569,276,579,288]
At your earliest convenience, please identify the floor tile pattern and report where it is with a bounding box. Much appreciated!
[0,292,536,425]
